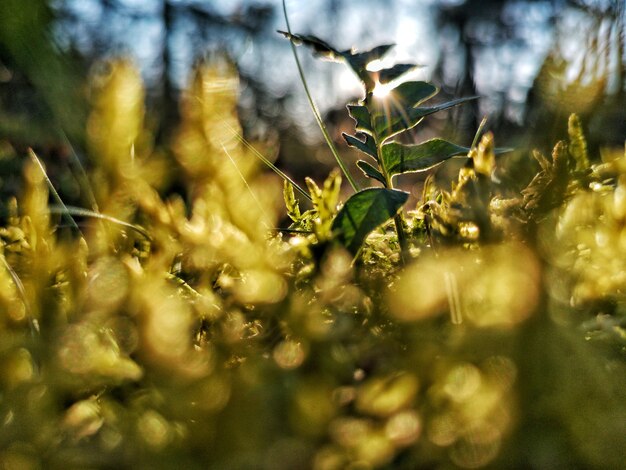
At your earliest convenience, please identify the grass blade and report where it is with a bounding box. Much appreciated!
[222,119,312,202]
[28,149,81,233]
[48,205,152,241]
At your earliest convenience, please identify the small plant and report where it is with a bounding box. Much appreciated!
[278,30,479,259]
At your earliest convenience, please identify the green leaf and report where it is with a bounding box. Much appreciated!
[346,44,396,72]
[345,44,396,89]
[278,31,395,90]
[373,96,478,142]
[277,31,345,61]
[332,188,408,254]
[381,139,470,177]
[347,105,373,134]
[343,133,377,160]
[365,81,438,140]
[374,64,423,85]
[356,160,386,185]
[382,81,439,107]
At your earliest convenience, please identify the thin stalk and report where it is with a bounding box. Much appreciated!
[48,205,152,241]
[28,149,81,234]
[281,0,360,193]
[274,227,314,234]
[392,213,408,264]
[56,129,113,240]
[444,271,463,325]
[471,116,488,149]
[221,144,271,228]
[223,119,312,202]
[166,272,202,299]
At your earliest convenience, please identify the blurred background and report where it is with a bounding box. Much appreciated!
[0,0,624,190]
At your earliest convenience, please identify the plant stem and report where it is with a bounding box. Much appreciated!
[281,0,360,193]
[393,213,408,264]
[368,107,408,264]
[471,116,488,149]
[380,159,409,264]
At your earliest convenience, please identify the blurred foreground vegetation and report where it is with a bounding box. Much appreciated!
[0,55,624,469]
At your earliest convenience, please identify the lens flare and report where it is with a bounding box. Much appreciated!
[373,82,392,99]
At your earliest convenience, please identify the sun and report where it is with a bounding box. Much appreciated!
[373,82,392,99]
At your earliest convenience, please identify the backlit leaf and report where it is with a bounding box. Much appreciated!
[346,44,396,72]
[343,133,377,160]
[332,188,408,254]
[278,31,395,90]
[381,139,469,177]
[277,31,345,61]
[347,105,373,134]
[379,81,438,108]
[373,96,479,142]
[366,81,438,139]
[356,160,386,185]
[374,64,423,85]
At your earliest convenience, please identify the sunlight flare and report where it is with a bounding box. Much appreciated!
[373,81,392,99]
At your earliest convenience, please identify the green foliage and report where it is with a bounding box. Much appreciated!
[282,32,478,257]
[372,96,479,143]
[521,142,571,219]
[381,139,470,177]
[356,160,385,184]
[306,170,342,242]
[278,31,408,92]
[343,132,377,159]
[283,179,301,222]
[332,188,408,255]
[567,113,590,172]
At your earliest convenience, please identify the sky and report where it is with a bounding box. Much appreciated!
[52,0,622,140]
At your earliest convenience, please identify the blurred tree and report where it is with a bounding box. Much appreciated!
[0,0,88,149]
[0,0,91,215]
[526,0,626,150]
[432,0,489,139]
[431,0,625,151]
[431,0,553,141]
[0,0,624,184]
[50,0,278,144]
